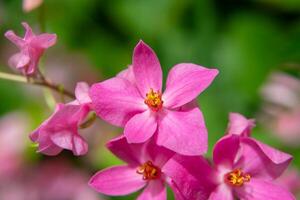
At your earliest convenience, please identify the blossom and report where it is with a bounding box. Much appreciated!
[204,113,295,200]
[90,41,218,155]
[89,136,211,199]
[5,22,56,75]
[30,82,92,156]
[23,0,43,12]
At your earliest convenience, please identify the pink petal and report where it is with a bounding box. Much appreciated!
[37,143,62,156]
[89,165,146,195]
[236,138,292,180]
[8,52,30,69]
[32,33,57,49]
[163,63,218,108]
[4,31,25,48]
[117,65,136,84]
[163,155,215,200]
[75,82,91,104]
[235,178,295,200]
[106,136,146,165]
[90,77,146,126]
[22,22,35,40]
[227,112,255,136]
[124,110,157,143]
[213,135,240,168]
[208,185,234,200]
[132,41,162,96]
[51,130,88,156]
[23,0,43,12]
[157,107,208,155]
[137,180,166,200]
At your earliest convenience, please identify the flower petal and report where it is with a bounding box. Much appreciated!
[117,65,136,84]
[32,33,57,49]
[5,31,25,48]
[163,155,215,200]
[75,82,91,104]
[163,63,218,108]
[89,165,146,195]
[51,130,88,156]
[227,113,255,136]
[8,52,30,69]
[124,110,157,143]
[235,138,292,180]
[137,180,166,200]
[133,41,162,96]
[235,178,295,200]
[22,22,35,40]
[37,143,62,156]
[90,77,146,127]
[106,136,146,165]
[213,135,240,168]
[157,108,208,155]
[208,185,234,200]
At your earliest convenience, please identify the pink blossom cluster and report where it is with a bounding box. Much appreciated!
[4,23,297,200]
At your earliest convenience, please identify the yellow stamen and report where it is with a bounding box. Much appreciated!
[225,169,251,187]
[137,161,161,180]
[144,88,163,112]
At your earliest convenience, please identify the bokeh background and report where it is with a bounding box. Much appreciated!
[0,0,300,199]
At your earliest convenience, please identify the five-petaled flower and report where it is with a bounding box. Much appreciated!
[30,82,92,156]
[5,22,56,75]
[89,136,212,200]
[90,40,218,155]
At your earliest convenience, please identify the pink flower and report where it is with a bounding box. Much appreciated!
[89,136,209,199]
[30,82,92,156]
[90,41,218,155]
[23,0,43,12]
[226,112,255,136]
[207,134,294,200]
[5,22,56,75]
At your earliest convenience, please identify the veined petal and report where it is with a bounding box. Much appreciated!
[208,185,234,200]
[157,108,207,155]
[117,65,136,84]
[235,138,292,180]
[51,131,88,156]
[37,143,62,156]
[163,63,218,108]
[90,77,146,127]
[213,135,240,168]
[89,165,146,196]
[32,33,57,49]
[235,178,296,200]
[124,110,157,143]
[133,41,162,96]
[227,113,255,136]
[137,180,166,200]
[106,136,146,165]
[163,155,215,200]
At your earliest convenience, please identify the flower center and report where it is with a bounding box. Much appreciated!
[136,161,161,180]
[144,88,163,112]
[225,169,251,187]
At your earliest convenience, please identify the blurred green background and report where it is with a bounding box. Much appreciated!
[0,0,300,199]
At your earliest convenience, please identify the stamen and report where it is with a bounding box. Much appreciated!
[144,88,163,112]
[136,161,161,180]
[225,169,251,187]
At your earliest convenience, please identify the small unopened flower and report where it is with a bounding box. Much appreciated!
[23,0,43,12]
[5,22,56,75]
[90,40,218,155]
[89,136,208,199]
[30,82,92,156]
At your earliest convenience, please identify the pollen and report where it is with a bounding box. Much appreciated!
[225,169,251,187]
[144,88,163,112]
[137,161,161,180]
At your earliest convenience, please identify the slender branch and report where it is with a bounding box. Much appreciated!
[0,71,75,99]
